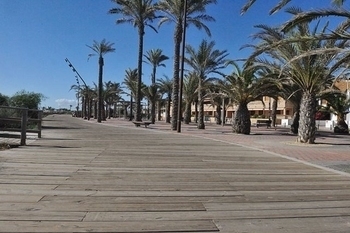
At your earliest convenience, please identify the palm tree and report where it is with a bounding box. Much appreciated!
[320,90,350,134]
[144,49,169,123]
[69,84,82,117]
[104,81,123,119]
[241,0,345,15]
[249,20,349,143]
[157,0,217,130]
[157,75,173,123]
[183,72,198,124]
[87,39,115,123]
[70,84,91,119]
[109,0,157,122]
[206,82,229,125]
[142,83,161,120]
[123,68,138,121]
[220,62,274,134]
[185,40,229,129]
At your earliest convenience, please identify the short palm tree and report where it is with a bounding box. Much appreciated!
[87,39,115,123]
[220,62,274,135]
[206,82,229,125]
[183,72,198,124]
[123,68,138,121]
[185,40,229,129]
[320,90,350,134]
[249,19,349,143]
[157,75,173,123]
[157,0,217,130]
[109,0,157,122]
[142,83,161,120]
[144,49,169,123]
[104,81,123,119]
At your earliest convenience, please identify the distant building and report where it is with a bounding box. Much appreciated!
[188,79,350,126]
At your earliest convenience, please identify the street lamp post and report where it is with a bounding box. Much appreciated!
[65,58,89,120]
[177,0,188,133]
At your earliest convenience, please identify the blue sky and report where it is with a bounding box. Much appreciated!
[0,0,338,109]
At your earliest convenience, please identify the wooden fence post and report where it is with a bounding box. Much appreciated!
[20,108,28,146]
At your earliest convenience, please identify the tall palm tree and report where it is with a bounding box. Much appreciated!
[185,40,229,129]
[123,68,138,121]
[157,0,217,130]
[109,0,157,122]
[157,75,173,123]
[69,84,82,117]
[87,39,115,123]
[220,62,274,134]
[183,72,198,124]
[144,49,169,123]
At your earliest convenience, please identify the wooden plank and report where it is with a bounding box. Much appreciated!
[0,211,86,221]
[83,207,350,222]
[0,195,43,203]
[0,202,206,212]
[213,217,350,233]
[40,195,247,204]
[0,220,218,232]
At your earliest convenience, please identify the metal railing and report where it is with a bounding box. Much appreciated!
[0,106,43,145]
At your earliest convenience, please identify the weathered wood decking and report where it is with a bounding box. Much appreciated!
[1,115,350,232]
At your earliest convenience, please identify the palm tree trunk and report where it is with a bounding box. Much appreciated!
[297,92,316,143]
[157,101,161,121]
[184,102,191,124]
[271,97,277,127]
[83,95,88,119]
[335,114,349,134]
[97,56,104,123]
[124,104,128,120]
[88,98,92,120]
[198,81,205,129]
[222,101,226,125]
[216,105,221,125]
[232,103,251,134]
[166,96,171,123]
[151,98,156,123]
[136,27,144,122]
[171,23,182,130]
[129,96,133,121]
[290,104,300,134]
[81,96,85,119]
[194,100,198,123]
[94,100,97,119]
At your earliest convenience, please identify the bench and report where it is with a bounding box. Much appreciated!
[132,121,152,128]
[256,120,272,128]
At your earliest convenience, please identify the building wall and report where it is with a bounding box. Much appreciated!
[191,96,296,124]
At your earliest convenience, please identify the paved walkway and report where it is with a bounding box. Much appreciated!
[1,115,350,232]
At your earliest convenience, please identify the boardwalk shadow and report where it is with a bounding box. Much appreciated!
[0,133,20,139]
[26,145,81,149]
[42,126,82,130]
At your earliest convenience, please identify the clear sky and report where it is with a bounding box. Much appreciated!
[0,0,338,109]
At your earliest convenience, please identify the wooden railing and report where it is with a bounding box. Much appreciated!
[0,106,43,145]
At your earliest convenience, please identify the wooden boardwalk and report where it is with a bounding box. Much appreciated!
[1,115,350,232]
